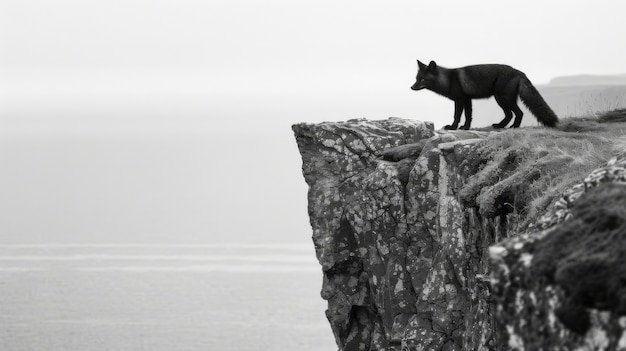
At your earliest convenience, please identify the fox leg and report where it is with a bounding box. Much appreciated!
[493,96,514,128]
[461,99,473,130]
[444,100,463,130]
[510,103,524,128]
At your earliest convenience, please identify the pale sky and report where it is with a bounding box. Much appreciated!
[2,0,626,129]
[1,0,625,244]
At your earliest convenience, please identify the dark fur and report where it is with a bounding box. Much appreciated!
[411,60,559,130]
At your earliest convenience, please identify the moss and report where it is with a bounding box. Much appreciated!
[530,183,626,334]
[460,146,530,210]
[456,117,622,228]
[598,108,626,123]
[380,141,427,162]
[556,117,605,132]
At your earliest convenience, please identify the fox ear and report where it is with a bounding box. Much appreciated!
[417,60,426,69]
[428,60,437,70]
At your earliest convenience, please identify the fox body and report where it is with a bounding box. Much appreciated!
[411,60,558,130]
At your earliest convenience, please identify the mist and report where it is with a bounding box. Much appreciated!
[2,0,626,244]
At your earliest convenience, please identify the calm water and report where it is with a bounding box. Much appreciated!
[0,244,336,351]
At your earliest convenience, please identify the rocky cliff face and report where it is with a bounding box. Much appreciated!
[293,117,626,350]
[491,159,626,350]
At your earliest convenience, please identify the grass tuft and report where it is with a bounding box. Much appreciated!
[598,108,626,124]
[458,111,626,230]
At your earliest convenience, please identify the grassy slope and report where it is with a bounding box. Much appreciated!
[459,109,626,230]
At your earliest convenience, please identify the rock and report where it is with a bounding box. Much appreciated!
[293,119,498,350]
[490,157,626,350]
[293,117,626,350]
[293,118,434,350]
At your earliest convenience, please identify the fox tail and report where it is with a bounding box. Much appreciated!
[519,78,559,127]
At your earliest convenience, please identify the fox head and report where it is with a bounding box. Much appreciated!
[411,60,438,91]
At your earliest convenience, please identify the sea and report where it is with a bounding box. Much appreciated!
[0,243,337,351]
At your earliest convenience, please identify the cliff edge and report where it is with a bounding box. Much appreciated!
[293,113,626,350]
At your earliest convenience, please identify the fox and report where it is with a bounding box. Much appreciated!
[411,60,559,130]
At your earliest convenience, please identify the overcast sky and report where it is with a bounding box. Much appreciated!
[1,0,625,244]
[2,0,626,130]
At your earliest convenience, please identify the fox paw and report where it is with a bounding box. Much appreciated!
[492,123,505,129]
[443,125,458,130]
[461,125,471,130]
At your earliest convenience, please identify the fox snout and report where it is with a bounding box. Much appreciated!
[411,82,424,91]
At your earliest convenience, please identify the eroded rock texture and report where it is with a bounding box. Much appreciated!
[491,157,626,350]
[293,118,434,350]
[293,118,502,350]
[293,118,626,351]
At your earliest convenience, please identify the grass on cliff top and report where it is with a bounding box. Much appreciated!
[460,109,626,230]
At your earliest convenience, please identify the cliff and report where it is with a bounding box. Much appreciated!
[293,113,626,350]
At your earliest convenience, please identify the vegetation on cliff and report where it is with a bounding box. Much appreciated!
[293,108,626,351]
[460,109,626,231]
